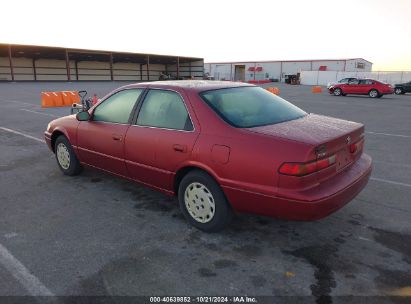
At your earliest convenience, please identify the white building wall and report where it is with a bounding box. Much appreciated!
[281,61,311,76]
[211,64,232,80]
[257,62,282,80]
[345,59,372,72]
[206,59,373,82]
[311,60,345,71]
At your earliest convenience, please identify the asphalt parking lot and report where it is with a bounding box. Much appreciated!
[0,81,410,303]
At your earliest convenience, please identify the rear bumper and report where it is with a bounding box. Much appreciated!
[382,88,394,94]
[223,153,372,221]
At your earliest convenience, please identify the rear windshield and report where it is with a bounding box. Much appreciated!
[200,86,307,128]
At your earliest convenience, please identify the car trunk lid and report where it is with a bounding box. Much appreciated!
[246,113,365,186]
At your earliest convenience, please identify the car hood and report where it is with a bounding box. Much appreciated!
[245,113,363,145]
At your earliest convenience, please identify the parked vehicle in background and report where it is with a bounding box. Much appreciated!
[327,77,358,89]
[45,81,372,232]
[329,79,394,98]
[394,81,411,95]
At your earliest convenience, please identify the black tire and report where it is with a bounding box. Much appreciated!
[178,170,233,232]
[394,88,403,95]
[54,135,82,176]
[369,89,379,98]
[333,88,342,96]
[341,93,347,96]
[377,94,383,98]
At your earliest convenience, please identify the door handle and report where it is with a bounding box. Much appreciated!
[173,144,187,153]
[112,134,122,141]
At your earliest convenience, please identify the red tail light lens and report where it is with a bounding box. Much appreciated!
[350,139,364,154]
[349,143,357,154]
[279,155,336,177]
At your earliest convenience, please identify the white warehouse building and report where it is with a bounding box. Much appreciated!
[204,58,372,83]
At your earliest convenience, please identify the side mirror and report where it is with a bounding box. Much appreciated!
[76,111,90,121]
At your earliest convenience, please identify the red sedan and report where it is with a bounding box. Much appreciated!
[45,81,372,232]
[329,79,394,98]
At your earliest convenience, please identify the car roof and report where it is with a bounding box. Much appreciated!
[118,80,254,93]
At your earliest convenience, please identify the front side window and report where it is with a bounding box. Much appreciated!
[340,78,355,83]
[136,90,193,131]
[348,79,360,85]
[200,86,306,128]
[93,89,143,124]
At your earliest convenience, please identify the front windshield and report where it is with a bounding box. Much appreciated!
[200,86,307,128]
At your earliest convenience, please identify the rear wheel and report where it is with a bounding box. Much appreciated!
[395,88,403,95]
[369,89,379,98]
[333,88,342,96]
[178,170,233,232]
[55,135,82,176]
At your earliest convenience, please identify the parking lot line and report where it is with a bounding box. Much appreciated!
[0,243,55,296]
[370,177,411,189]
[0,127,45,143]
[0,100,38,107]
[366,131,411,139]
[20,109,60,118]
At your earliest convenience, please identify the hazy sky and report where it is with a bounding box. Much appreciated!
[1,0,410,70]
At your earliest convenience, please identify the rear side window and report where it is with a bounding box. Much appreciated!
[200,86,306,128]
[136,90,193,131]
[93,89,143,124]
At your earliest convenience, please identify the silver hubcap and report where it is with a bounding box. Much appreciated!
[56,143,70,170]
[334,89,341,96]
[184,182,215,223]
[395,89,401,94]
[370,91,377,97]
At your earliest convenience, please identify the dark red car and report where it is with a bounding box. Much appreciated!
[329,78,394,98]
[45,81,372,232]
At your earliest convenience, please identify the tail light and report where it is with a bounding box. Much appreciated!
[279,155,336,177]
[350,139,364,154]
[349,143,357,153]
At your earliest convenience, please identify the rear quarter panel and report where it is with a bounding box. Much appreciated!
[191,131,314,197]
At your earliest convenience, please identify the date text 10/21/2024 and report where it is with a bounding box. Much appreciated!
[149,296,258,303]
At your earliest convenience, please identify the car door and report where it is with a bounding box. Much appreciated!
[405,81,411,92]
[344,79,360,94]
[357,79,373,94]
[124,89,199,191]
[77,89,144,176]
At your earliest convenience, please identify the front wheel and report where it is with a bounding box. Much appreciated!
[369,89,379,98]
[178,170,233,232]
[55,135,82,176]
[333,88,342,96]
[395,88,403,95]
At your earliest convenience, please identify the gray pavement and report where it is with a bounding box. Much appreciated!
[0,81,410,302]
